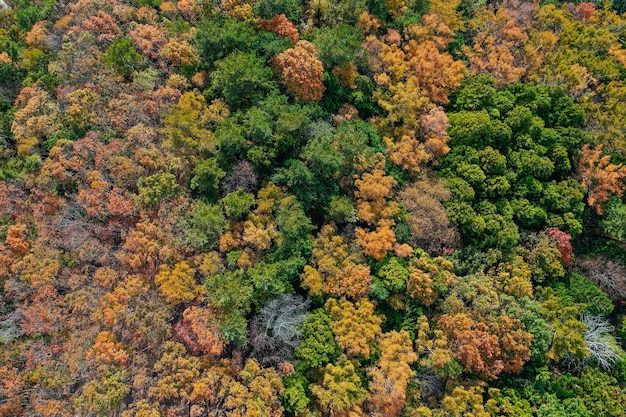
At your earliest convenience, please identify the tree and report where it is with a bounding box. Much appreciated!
[301,225,371,298]
[271,40,325,102]
[310,358,368,416]
[398,178,460,255]
[154,261,200,305]
[130,24,167,59]
[173,305,225,356]
[75,371,130,417]
[576,144,626,214]
[441,384,490,417]
[102,37,144,77]
[463,7,529,86]
[544,228,572,267]
[580,314,624,370]
[367,331,417,417]
[575,257,626,302]
[407,254,456,307]
[249,294,310,366]
[294,309,340,372]
[437,313,532,380]
[163,91,229,154]
[149,341,200,402]
[11,83,60,156]
[259,14,299,44]
[210,51,276,109]
[223,359,285,417]
[326,298,382,359]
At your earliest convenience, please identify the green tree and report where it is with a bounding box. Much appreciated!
[102,37,143,77]
[209,52,276,109]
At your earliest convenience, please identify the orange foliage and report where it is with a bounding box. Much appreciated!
[80,11,121,42]
[259,14,299,43]
[5,224,30,255]
[86,331,130,367]
[577,144,626,213]
[177,306,224,356]
[302,225,371,299]
[358,11,384,35]
[367,331,417,417]
[463,8,529,86]
[355,219,396,261]
[272,40,325,102]
[25,21,49,48]
[404,39,465,104]
[438,313,532,380]
[22,285,65,336]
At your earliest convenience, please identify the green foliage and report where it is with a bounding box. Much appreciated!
[281,373,311,413]
[552,368,626,417]
[377,257,409,293]
[566,273,614,316]
[246,257,305,307]
[443,77,587,251]
[205,269,253,345]
[209,52,276,109]
[326,196,357,223]
[182,201,225,251]
[221,189,255,219]
[102,38,144,77]
[601,196,626,243]
[190,158,225,201]
[254,0,301,22]
[196,18,265,65]
[295,309,340,372]
[309,24,362,68]
[136,172,179,206]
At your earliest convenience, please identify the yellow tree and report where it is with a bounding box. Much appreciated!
[310,358,368,416]
[326,298,382,359]
[154,261,200,305]
[301,225,371,299]
[367,331,417,417]
[223,359,285,417]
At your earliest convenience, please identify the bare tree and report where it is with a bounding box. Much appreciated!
[221,160,258,195]
[414,370,446,402]
[581,314,624,370]
[576,257,626,302]
[249,294,310,367]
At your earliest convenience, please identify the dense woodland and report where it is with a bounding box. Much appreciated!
[1,0,626,415]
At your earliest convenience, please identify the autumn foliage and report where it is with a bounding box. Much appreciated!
[272,40,325,102]
[1,0,626,416]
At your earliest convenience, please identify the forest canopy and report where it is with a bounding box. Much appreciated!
[1,0,626,416]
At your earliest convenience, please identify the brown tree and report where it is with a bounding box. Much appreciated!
[272,40,325,102]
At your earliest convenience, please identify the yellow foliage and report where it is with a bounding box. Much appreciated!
[154,261,199,305]
[326,298,382,358]
[302,225,371,298]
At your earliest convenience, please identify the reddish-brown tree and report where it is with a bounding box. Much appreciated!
[272,40,325,102]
